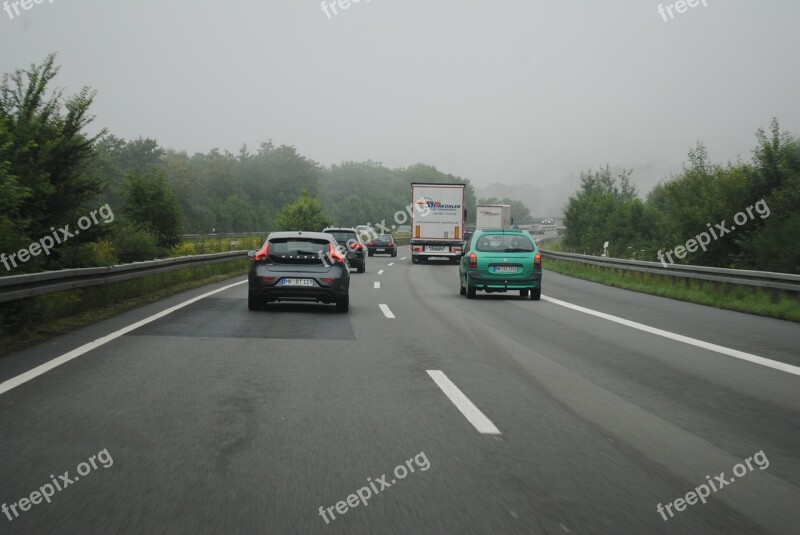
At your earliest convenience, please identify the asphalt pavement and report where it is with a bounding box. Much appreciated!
[1,246,798,534]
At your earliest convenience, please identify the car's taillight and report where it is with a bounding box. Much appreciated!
[320,278,336,284]
[534,253,541,269]
[468,252,477,268]
[259,276,275,283]
[254,242,270,261]
[389,242,395,247]
[353,242,363,251]
[329,243,345,264]
[368,241,374,247]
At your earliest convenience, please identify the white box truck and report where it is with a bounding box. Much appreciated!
[476,204,512,229]
[410,183,466,264]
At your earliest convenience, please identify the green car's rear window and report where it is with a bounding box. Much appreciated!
[474,234,535,252]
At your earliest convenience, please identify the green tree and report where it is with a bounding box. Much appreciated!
[0,54,105,270]
[122,170,183,249]
[0,117,29,261]
[735,120,800,272]
[563,165,653,256]
[275,190,332,231]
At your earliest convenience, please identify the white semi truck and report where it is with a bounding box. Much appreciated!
[475,204,512,229]
[410,183,466,264]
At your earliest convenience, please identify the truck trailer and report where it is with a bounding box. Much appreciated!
[410,183,466,264]
[475,204,512,229]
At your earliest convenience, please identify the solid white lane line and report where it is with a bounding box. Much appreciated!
[374,282,381,289]
[379,304,395,318]
[0,280,249,396]
[542,295,800,377]
[427,370,501,435]
[378,270,384,275]
[388,262,395,266]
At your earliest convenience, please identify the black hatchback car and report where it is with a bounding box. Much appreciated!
[247,231,350,312]
[322,227,366,273]
[367,234,397,257]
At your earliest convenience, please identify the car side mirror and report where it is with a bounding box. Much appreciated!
[247,250,256,258]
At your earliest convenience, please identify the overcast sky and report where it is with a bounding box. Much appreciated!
[2,0,798,204]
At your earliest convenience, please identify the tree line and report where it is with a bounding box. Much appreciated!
[562,120,800,273]
[0,56,477,273]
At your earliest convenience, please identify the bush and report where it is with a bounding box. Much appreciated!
[113,222,161,263]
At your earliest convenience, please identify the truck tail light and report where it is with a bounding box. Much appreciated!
[412,246,423,253]
[534,253,541,269]
[468,253,477,268]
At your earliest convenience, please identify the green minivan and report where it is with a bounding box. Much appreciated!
[458,229,542,300]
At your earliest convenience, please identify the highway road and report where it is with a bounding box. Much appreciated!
[1,247,798,534]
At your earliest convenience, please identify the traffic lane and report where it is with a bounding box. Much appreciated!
[351,260,740,533]
[399,262,779,533]
[542,268,800,366]
[414,263,800,532]
[427,262,799,429]
[424,262,800,483]
[0,276,249,385]
[0,291,451,533]
[0,277,545,533]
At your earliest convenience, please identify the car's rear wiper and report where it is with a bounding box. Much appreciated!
[504,248,533,252]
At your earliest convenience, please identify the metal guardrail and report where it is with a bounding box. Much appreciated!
[0,251,248,304]
[539,250,800,292]
[0,231,416,304]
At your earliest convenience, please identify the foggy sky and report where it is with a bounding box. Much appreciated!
[2,0,798,212]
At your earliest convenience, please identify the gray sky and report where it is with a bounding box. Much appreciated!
[2,0,799,211]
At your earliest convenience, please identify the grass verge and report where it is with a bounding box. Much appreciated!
[543,257,800,322]
[0,259,249,358]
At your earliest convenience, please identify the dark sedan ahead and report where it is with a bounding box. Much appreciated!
[248,231,350,312]
[367,234,397,257]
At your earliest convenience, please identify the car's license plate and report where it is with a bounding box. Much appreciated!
[282,278,314,286]
[376,248,385,252]
[426,246,447,252]
[493,266,518,273]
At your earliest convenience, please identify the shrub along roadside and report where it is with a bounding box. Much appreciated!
[0,258,249,357]
[543,257,800,323]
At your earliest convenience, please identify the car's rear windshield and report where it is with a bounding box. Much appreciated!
[474,234,535,252]
[376,235,392,240]
[326,231,358,243]
[268,238,329,256]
